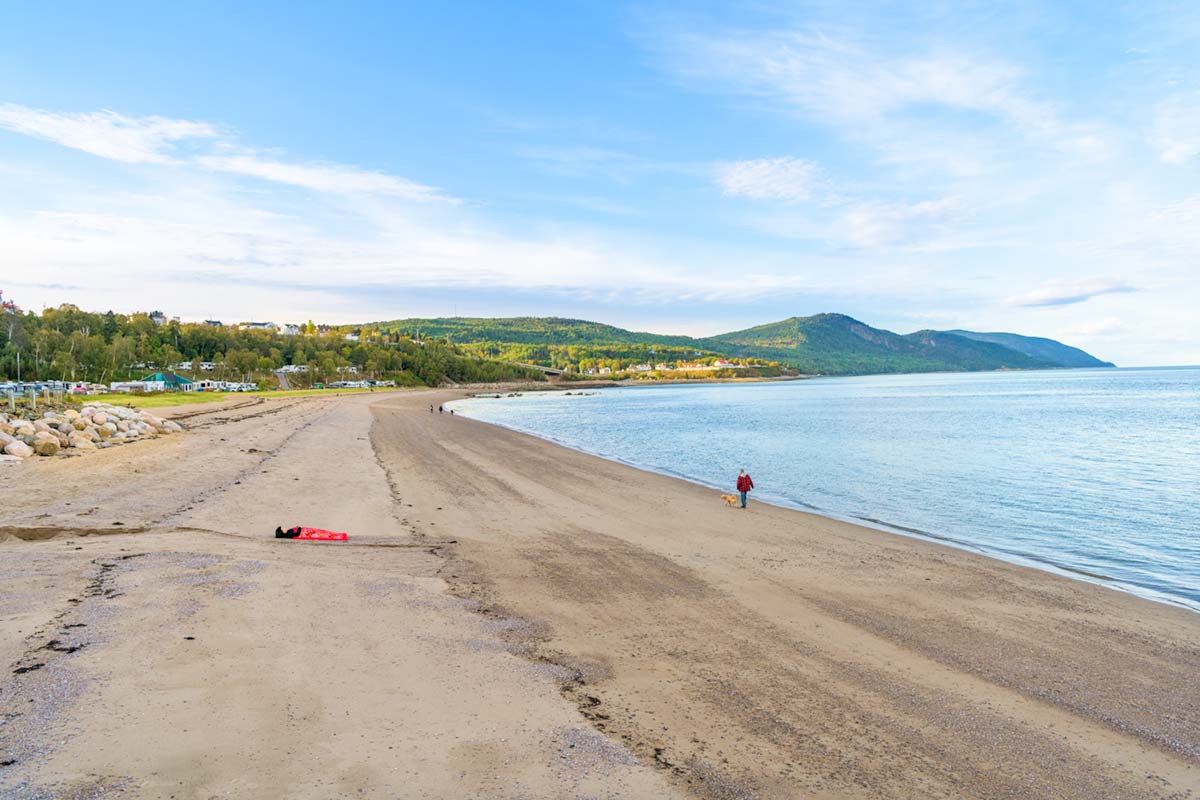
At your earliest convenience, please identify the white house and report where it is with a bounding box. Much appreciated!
[280,324,301,336]
[240,321,277,331]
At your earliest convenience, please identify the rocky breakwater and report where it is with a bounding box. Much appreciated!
[0,403,184,463]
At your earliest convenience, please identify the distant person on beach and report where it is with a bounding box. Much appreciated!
[439,405,444,414]
[736,469,754,509]
[429,404,434,413]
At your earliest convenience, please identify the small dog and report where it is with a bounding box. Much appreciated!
[721,494,740,508]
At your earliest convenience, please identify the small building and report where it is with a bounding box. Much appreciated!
[280,324,301,336]
[140,371,195,391]
[240,321,277,331]
[203,319,223,327]
[344,333,360,342]
[149,311,166,326]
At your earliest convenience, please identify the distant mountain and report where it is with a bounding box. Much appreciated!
[705,314,1056,374]
[945,330,1115,368]
[361,313,1112,377]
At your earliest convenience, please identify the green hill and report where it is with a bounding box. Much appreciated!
[705,314,1056,374]
[361,313,1111,377]
[946,330,1115,368]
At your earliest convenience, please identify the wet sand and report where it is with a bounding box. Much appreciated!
[1,390,1197,799]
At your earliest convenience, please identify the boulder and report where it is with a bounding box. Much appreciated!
[64,409,80,420]
[3,440,33,458]
[73,419,88,431]
[163,420,184,433]
[57,422,75,434]
[116,420,130,432]
[92,412,108,425]
[33,439,59,456]
[69,434,97,450]
[0,423,12,436]
[33,420,52,433]
[97,422,118,439]
[83,426,100,442]
[43,411,58,420]
[0,431,14,447]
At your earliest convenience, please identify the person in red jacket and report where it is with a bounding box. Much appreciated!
[736,469,754,509]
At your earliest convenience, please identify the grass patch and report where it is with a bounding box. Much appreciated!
[90,387,403,408]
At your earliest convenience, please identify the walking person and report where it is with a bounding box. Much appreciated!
[439,405,444,414]
[429,404,434,413]
[736,469,754,509]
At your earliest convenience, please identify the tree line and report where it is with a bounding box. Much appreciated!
[0,305,545,387]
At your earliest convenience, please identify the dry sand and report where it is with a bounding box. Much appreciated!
[1,389,1196,799]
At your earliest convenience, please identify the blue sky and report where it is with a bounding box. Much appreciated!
[2,1,1198,365]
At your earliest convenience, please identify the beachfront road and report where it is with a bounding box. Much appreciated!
[1,389,1196,799]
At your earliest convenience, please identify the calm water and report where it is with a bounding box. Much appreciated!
[451,368,1200,611]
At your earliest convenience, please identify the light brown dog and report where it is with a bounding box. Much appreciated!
[721,494,740,508]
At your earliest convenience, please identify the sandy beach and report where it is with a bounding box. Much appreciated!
[1,390,1196,799]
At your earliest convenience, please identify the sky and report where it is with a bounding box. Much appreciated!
[1,1,1198,366]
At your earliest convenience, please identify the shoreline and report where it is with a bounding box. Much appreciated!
[3,390,1196,799]
[448,390,1200,615]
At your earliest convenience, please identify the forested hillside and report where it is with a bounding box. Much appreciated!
[708,314,1056,373]
[946,330,1115,368]
[363,313,1108,376]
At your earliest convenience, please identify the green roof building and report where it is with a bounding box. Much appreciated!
[140,371,194,390]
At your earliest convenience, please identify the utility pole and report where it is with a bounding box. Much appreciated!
[15,349,19,382]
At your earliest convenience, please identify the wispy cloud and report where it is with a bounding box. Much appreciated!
[1151,92,1200,164]
[195,155,451,202]
[0,103,218,163]
[1010,280,1139,307]
[659,29,1100,151]
[0,102,453,202]
[840,198,961,248]
[715,157,820,201]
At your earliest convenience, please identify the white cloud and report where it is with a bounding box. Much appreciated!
[195,155,452,202]
[840,198,961,248]
[1151,92,1200,164]
[715,157,820,201]
[0,102,452,202]
[664,31,1092,148]
[0,103,218,163]
[1009,279,1139,307]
